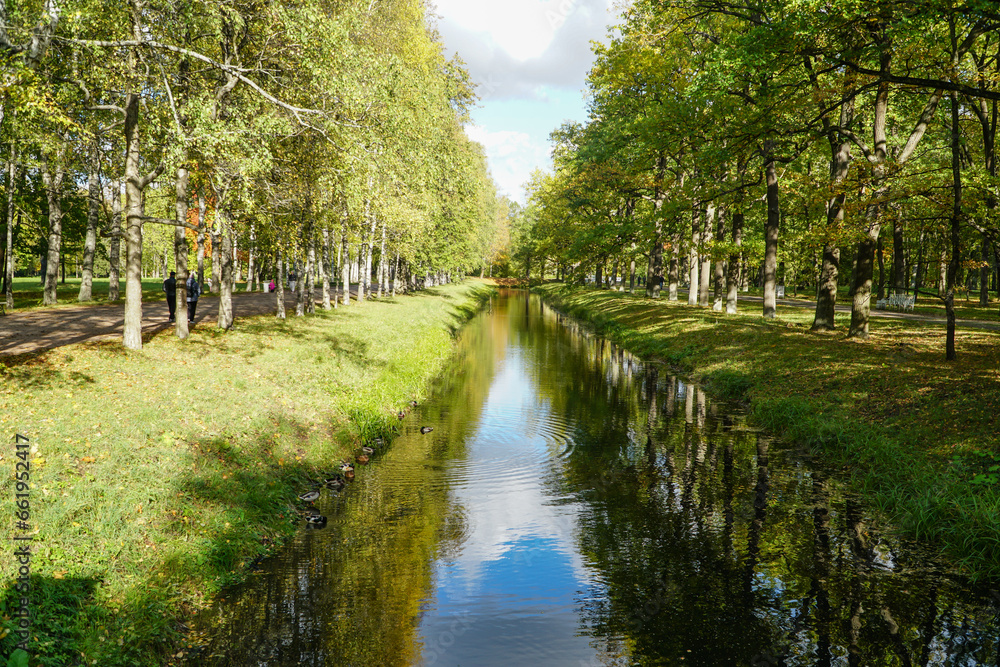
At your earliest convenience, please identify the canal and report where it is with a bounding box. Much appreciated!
[197,290,1000,666]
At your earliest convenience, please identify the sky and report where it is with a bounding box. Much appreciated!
[430,0,621,204]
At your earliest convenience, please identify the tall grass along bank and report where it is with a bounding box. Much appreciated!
[534,283,1000,582]
[0,280,494,666]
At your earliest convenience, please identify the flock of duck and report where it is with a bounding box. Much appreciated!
[296,402,434,529]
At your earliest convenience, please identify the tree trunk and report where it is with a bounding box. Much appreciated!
[700,203,713,307]
[276,247,285,319]
[392,251,399,296]
[726,211,744,314]
[341,235,351,306]
[174,165,190,339]
[595,261,603,289]
[981,236,991,306]
[812,81,855,330]
[688,204,700,306]
[668,235,679,300]
[762,155,780,318]
[363,202,376,301]
[245,223,255,292]
[42,146,66,306]
[847,216,880,339]
[892,213,905,292]
[713,205,725,311]
[5,145,17,310]
[876,234,886,301]
[915,232,926,296]
[946,94,962,360]
[211,228,221,295]
[233,234,241,284]
[646,239,662,298]
[305,225,315,315]
[123,95,145,350]
[197,191,207,288]
[218,210,234,330]
[108,181,122,302]
[79,140,99,302]
[320,227,331,310]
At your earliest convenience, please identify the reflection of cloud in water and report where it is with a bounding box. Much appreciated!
[418,346,598,665]
[445,347,593,590]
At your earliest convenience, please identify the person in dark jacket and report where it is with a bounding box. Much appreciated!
[186,273,201,323]
[163,271,177,322]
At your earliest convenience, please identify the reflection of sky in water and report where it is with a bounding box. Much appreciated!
[417,345,598,666]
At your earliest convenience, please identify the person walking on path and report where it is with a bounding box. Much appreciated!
[288,269,298,294]
[163,271,177,322]
[186,273,201,323]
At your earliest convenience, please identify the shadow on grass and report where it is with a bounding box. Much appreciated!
[0,350,97,390]
[0,575,177,667]
[0,410,383,666]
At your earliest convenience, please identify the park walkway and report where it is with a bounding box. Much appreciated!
[0,289,361,357]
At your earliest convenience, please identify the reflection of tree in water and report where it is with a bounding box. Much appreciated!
[532,307,1000,666]
[200,294,1000,666]
[197,301,508,667]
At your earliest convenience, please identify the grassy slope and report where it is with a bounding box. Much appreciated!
[535,283,1000,581]
[0,280,493,666]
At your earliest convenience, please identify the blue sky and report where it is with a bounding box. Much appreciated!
[431,0,620,203]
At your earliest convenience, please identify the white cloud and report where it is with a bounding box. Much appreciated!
[466,125,551,201]
[434,0,615,99]
[431,0,620,201]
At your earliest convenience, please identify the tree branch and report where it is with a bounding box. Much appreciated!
[61,37,324,122]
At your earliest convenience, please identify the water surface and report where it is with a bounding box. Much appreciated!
[197,290,1000,666]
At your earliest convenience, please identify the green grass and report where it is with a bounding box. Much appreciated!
[0,280,494,666]
[535,283,1000,581]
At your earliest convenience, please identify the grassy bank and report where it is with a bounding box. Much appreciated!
[534,283,1000,581]
[0,280,493,666]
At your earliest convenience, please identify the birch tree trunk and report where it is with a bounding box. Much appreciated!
[341,235,351,306]
[378,220,387,297]
[218,210,234,330]
[42,145,66,306]
[197,192,207,287]
[211,228,221,294]
[108,181,122,302]
[233,234,241,284]
[276,247,286,319]
[363,210,376,300]
[174,165,190,339]
[5,145,17,310]
[392,252,399,296]
[305,228,315,315]
[123,95,146,350]
[320,227,331,310]
[245,223,255,292]
[79,140,100,302]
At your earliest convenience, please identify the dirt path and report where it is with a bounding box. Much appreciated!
[0,290,352,357]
